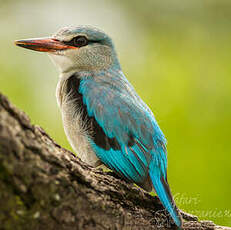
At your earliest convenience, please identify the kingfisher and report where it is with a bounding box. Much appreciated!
[15,25,182,228]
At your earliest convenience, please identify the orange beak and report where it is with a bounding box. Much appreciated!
[15,37,76,52]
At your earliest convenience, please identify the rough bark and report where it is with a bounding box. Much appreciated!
[0,92,230,230]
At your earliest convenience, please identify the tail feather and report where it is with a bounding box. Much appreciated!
[149,167,182,228]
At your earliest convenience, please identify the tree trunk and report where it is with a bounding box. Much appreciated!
[0,92,230,230]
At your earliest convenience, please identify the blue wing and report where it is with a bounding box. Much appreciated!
[78,73,182,227]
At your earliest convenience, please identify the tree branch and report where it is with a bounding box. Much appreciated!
[0,92,230,230]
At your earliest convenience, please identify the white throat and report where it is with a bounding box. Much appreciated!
[48,52,75,74]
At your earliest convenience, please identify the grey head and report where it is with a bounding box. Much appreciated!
[15,25,120,74]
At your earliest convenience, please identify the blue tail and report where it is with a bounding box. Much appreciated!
[149,163,182,228]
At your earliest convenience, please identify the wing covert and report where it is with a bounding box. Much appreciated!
[78,76,167,191]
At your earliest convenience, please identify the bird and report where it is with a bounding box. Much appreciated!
[15,25,183,228]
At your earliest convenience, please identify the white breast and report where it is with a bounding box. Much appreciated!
[56,75,101,167]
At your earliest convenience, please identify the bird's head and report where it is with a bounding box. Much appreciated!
[15,25,120,74]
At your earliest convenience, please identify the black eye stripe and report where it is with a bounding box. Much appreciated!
[65,36,88,47]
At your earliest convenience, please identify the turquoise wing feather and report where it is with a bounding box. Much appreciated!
[78,74,182,228]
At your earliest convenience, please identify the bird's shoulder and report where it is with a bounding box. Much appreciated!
[78,71,166,149]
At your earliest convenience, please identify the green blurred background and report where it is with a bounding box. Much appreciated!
[1,0,231,226]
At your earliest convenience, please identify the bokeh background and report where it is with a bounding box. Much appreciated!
[1,0,231,226]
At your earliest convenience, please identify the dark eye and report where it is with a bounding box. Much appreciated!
[72,36,88,47]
